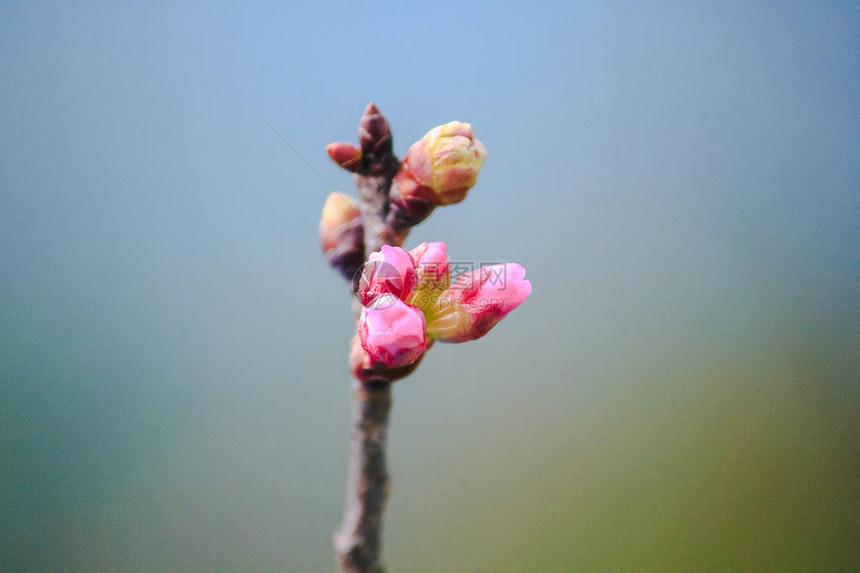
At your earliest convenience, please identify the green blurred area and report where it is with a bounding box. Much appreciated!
[386,335,858,570]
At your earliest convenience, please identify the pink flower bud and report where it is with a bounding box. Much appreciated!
[393,121,487,208]
[358,245,418,306]
[426,263,532,343]
[326,142,363,173]
[407,242,450,311]
[319,192,364,281]
[358,295,427,367]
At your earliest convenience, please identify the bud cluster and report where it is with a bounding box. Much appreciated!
[319,104,531,386]
[353,243,531,380]
[323,106,487,246]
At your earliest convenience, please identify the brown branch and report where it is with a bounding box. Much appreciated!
[334,379,392,573]
[327,103,494,571]
[355,171,407,255]
[334,103,410,573]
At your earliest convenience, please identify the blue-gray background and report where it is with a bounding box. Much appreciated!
[2,2,858,570]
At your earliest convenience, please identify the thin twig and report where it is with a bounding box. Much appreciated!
[334,380,392,573]
[334,104,405,573]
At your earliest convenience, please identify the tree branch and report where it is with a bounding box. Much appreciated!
[334,103,406,573]
[334,380,392,573]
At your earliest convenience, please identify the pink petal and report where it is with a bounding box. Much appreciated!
[358,245,419,306]
[427,263,532,343]
[358,296,427,367]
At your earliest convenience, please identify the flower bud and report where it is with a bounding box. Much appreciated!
[358,245,418,307]
[319,192,364,281]
[407,242,450,311]
[426,263,532,343]
[358,102,393,163]
[326,142,363,173]
[358,295,427,368]
[393,121,487,209]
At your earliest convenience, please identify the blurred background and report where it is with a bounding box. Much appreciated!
[1,2,858,570]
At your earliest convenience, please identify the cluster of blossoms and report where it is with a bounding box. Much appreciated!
[350,243,531,382]
[320,104,532,385]
[323,104,534,572]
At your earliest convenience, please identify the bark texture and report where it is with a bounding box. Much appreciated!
[333,380,392,573]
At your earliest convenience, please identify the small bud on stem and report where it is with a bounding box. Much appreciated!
[319,192,365,282]
[326,142,363,173]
